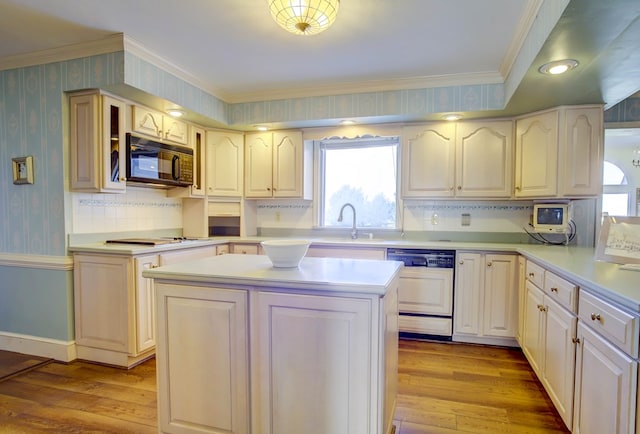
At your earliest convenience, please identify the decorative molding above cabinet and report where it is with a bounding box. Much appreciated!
[132,105,188,145]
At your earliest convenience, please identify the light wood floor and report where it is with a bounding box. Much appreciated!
[0,340,569,433]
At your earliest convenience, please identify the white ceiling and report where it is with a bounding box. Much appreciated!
[1,0,639,128]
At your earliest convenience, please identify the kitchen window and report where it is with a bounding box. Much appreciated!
[316,136,399,229]
[602,160,631,216]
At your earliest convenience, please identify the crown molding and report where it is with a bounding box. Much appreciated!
[227,71,505,104]
[0,33,125,72]
[122,35,228,101]
[0,253,73,271]
[499,0,544,79]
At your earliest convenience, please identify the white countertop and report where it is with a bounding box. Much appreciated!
[142,254,402,296]
[70,236,640,311]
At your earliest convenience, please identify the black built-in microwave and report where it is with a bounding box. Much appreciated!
[126,133,193,187]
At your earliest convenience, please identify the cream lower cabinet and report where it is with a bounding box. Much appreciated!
[156,285,249,434]
[572,290,639,434]
[253,289,396,434]
[453,252,518,346]
[521,260,579,430]
[154,279,398,434]
[522,280,577,429]
[73,246,216,367]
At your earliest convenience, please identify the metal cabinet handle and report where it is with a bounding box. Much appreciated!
[572,337,581,344]
[550,287,558,293]
[487,262,492,267]
[528,272,535,277]
[459,260,464,265]
[590,313,602,321]
[537,304,547,312]
[457,186,462,190]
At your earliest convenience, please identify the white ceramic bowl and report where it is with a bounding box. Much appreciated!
[261,239,310,268]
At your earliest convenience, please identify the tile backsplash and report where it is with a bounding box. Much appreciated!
[71,187,182,234]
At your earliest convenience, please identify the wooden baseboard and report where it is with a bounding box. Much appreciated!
[0,332,76,362]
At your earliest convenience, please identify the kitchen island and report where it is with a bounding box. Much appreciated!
[143,254,401,434]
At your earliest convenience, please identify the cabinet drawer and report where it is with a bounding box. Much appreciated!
[579,290,639,358]
[544,270,577,313]
[399,315,452,336]
[526,260,545,288]
[230,244,259,255]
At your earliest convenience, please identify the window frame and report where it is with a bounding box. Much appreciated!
[313,135,402,231]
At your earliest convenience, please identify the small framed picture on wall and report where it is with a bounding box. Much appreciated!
[12,156,34,185]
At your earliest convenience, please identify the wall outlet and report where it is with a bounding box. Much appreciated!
[461,213,471,226]
[275,211,281,222]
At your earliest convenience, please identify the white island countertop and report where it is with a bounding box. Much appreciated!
[142,253,402,296]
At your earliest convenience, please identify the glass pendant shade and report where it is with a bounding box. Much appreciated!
[268,0,340,35]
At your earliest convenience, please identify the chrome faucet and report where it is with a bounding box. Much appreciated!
[338,203,358,239]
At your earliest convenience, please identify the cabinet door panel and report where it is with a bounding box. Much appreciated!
[273,131,303,197]
[456,121,513,197]
[156,284,249,434]
[522,281,545,374]
[402,123,455,197]
[515,111,558,197]
[454,253,483,335]
[74,255,132,352]
[134,254,158,354]
[254,292,372,434]
[561,107,602,196]
[482,254,518,337]
[573,322,636,434]
[206,130,244,196]
[543,297,576,429]
[244,132,273,197]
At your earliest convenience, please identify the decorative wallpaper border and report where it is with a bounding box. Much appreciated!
[78,198,181,209]
[405,203,532,211]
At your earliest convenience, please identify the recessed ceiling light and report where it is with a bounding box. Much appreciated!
[166,109,185,117]
[442,114,462,121]
[538,59,579,75]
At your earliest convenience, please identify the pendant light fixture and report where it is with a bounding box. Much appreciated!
[268,0,340,35]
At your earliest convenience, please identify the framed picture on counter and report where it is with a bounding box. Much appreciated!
[596,215,640,266]
[11,155,34,185]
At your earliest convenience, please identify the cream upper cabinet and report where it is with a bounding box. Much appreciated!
[206,130,244,197]
[515,105,603,198]
[514,110,559,197]
[245,130,312,199]
[132,105,188,145]
[168,126,207,198]
[559,106,603,197]
[70,90,127,193]
[402,123,456,197]
[453,252,518,346]
[455,120,513,197]
[402,120,513,198]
